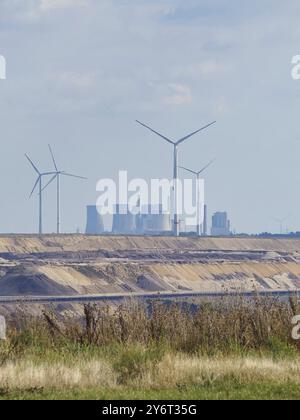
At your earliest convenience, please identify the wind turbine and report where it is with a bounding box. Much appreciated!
[273,216,289,235]
[180,159,215,236]
[25,154,55,235]
[136,120,216,236]
[44,145,87,234]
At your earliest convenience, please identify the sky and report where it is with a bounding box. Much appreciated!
[0,0,300,234]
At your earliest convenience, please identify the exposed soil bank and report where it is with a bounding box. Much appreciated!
[1,235,300,254]
[0,235,300,298]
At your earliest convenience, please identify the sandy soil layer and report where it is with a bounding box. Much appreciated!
[1,235,300,254]
[0,235,300,299]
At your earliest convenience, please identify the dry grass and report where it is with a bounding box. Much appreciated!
[0,359,116,390]
[1,353,300,391]
[142,354,300,388]
[15,295,298,354]
[1,296,300,396]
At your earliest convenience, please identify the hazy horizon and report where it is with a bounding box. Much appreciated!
[1,0,300,235]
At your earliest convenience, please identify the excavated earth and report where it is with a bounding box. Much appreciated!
[0,235,300,298]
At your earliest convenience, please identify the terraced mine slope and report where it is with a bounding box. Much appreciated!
[0,235,300,299]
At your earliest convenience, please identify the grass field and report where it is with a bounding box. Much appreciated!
[1,354,300,400]
[4,382,300,400]
[1,296,300,400]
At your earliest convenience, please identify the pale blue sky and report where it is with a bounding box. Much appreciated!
[0,0,300,234]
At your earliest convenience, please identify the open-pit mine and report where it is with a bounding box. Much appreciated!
[0,235,300,308]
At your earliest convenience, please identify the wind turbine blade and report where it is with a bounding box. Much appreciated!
[42,174,58,192]
[61,172,87,180]
[179,166,198,176]
[136,120,174,145]
[273,216,289,223]
[42,172,58,176]
[48,144,58,172]
[25,154,40,175]
[176,121,216,146]
[197,159,216,175]
[29,176,40,198]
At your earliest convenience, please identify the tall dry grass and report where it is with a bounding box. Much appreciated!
[0,295,300,391]
[0,353,300,391]
[0,359,116,390]
[140,354,300,389]
[10,295,298,354]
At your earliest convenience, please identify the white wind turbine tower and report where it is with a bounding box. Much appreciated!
[25,154,56,235]
[44,145,87,234]
[180,159,215,237]
[136,120,216,236]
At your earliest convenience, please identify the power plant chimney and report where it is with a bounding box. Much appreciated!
[203,204,208,236]
[85,205,105,235]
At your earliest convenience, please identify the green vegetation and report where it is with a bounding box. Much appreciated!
[3,382,300,401]
[1,296,300,400]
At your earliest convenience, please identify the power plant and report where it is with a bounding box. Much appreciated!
[136,205,172,235]
[211,212,231,236]
[85,205,105,235]
[112,205,137,235]
[86,203,172,236]
[26,121,217,237]
[203,204,208,236]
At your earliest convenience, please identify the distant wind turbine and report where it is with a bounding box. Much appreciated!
[273,216,289,235]
[44,145,87,234]
[180,159,215,236]
[136,120,216,236]
[25,154,55,235]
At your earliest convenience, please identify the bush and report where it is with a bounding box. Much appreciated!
[113,344,165,384]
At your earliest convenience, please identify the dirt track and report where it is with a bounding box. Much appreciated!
[1,234,300,254]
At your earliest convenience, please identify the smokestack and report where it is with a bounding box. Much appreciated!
[85,205,105,235]
[203,204,208,236]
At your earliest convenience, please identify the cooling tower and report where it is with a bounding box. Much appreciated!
[139,205,172,235]
[143,214,171,234]
[112,205,136,235]
[136,213,144,235]
[85,205,105,235]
